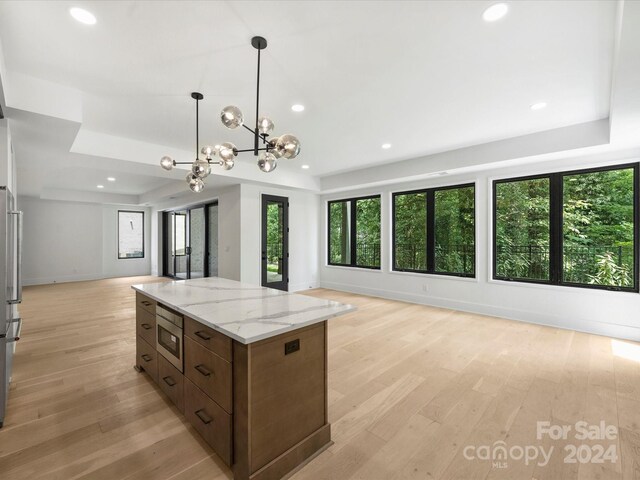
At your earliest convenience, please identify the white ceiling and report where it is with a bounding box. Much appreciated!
[0,0,633,200]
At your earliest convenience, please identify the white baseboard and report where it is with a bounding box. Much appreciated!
[24,271,152,286]
[320,281,640,342]
[290,282,320,293]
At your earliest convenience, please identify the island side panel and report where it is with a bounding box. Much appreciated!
[233,321,330,480]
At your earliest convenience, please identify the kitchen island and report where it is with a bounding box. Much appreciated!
[132,277,355,480]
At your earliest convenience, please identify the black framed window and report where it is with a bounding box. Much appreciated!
[118,210,144,259]
[392,183,475,277]
[493,163,639,291]
[328,195,380,269]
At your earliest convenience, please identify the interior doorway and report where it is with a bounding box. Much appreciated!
[163,201,218,279]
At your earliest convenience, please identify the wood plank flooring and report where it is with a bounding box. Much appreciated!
[1,276,639,479]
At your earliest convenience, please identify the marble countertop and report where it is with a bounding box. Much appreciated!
[132,277,356,344]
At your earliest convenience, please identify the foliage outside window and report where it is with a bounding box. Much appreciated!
[392,184,475,277]
[266,201,285,279]
[394,192,427,271]
[435,186,475,275]
[328,196,380,269]
[495,177,550,281]
[118,211,144,259]
[493,164,638,291]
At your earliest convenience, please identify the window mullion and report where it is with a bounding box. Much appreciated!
[549,173,563,285]
[634,164,639,291]
[350,199,358,267]
[426,190,435,273]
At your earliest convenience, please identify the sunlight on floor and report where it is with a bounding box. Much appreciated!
[611,339,640,363]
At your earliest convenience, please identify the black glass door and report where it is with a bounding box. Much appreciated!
[163,202,218,279]
[262,195,288,291]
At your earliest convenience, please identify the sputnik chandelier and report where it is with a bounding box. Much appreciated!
[160,36,301,193]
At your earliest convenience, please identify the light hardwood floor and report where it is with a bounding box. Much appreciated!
[1,276,639,479]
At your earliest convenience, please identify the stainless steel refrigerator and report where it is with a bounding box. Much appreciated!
[0,186,22,428]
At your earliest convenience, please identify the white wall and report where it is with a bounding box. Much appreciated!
[20,196,151,285]
[149,184,242,281]
[218,185,242,281]
[319,154,640,342]
[240,184,320,292]
[149,183,319,291]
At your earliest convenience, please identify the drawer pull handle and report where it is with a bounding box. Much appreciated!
[195,409,213,425]
[194,330,211,341]
[141,354,152,362]
[141,323,152,330]
[162,376,176,387]
[141,301,152,306]
[194,364,212,377]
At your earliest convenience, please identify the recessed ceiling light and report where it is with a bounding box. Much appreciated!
[301,165,310,169]
[107,177,116,182]
[530,102,547,111]
[382,143,392,149]
[97,185,104,189]
[483,3,508,22]
[70,7,97,25]
[291,104,305,112]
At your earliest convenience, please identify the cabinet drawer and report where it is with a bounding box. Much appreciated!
[136,335,158,383]
[185,378,232,466]
[136,306,156,346]
[185,336,232,413]
[136,293,156,315]
[185,317,232,362]
[157,354,184,413]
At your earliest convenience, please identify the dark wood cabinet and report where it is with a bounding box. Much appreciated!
[233,322,329,480]
[157,353,184,413]
[184,336,233,414]
[184,377,233,466]
[136,306,156,346]
[135,334,157,383]
[135,292,331,479]
[185,316,232,362]
[136,292,156,315]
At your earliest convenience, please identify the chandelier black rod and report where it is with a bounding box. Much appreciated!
[195,96,199,158]
[242,124,269,145]
[254,42,261,156]
[236,147,269,153]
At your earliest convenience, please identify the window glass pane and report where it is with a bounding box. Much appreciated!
[495,178,550,280]
[435,186,475,275]
[329,201,351,264]
[118,211,144,259]
[393,192,427,271]
[266,201,285,283]
[355,197,381,268]
[175,214,186,256]
[563,168,635,288]
[190,207,205,279]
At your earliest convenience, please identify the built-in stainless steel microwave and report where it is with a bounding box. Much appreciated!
[156,304,183,372]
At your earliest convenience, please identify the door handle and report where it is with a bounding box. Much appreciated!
[8,211,22,305]
[141,354,152,362]
[141,323,152,330]
[162,376,176,387]
[3,317,21,342]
